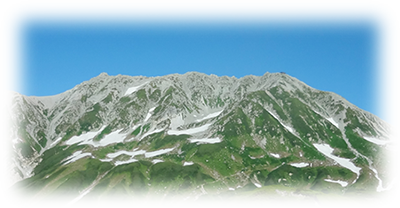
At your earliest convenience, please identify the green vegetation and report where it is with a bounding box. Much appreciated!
[73,178,110,208]
[32,144,85,177]
[93,125,113,142]
[131,126,142,136]
[17,127,41,153]
[261,164,356,191]
[150,162,214,187]
[149,89,161,102]
[78,103,102,132]
[344,108,377,136]
[119,96,131,104]
[152,134,190,150]
[136,89,147,100]
[102,93,113,104]
[35,131,46,145]
[346,128,398,184]
[16,142,35,158]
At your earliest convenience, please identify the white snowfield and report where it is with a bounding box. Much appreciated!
[253,182,262,188]
[144,107,156,122]
[169,114,184,129]
[266,109,294,134]
[124,82,148,96]
[195,110,224,122]
[270,153,280,158]
[97,129,126,146]
[114,158,138,166]
[144,148,175,158]
[65,126,106,146]
[62,150,92,165]
[167,123,212,135]
[290,162,309,168]
[313,143,361,176]
[324,179,348,187]
[363,136,390,145]
[99,158,113,162]
[65,127,129,148]
[152,159,164,164]
[106,148,146,159]
[49,137,62,148]
[312,110,339,129]
[104,148,173,165]
[189,137,221,144]
[326,117,339,129]
[183,161,194,166]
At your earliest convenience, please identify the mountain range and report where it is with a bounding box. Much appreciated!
[9,71,392,202]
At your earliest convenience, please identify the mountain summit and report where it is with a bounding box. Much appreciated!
[10,72,391,201]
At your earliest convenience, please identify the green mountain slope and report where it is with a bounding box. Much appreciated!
[10,72,392,201]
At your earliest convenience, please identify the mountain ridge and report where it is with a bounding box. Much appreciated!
[10,71,392,201]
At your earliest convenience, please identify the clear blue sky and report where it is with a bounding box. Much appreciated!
[20,21,379,117]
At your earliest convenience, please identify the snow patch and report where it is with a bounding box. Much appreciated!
[253,182,262,188]
[170,114,185,129]
[313,110,339,129]
[65,127,130,148]
[189,137,221,144]
[152,159,164,164]
[167,123,212,135]
[144,107,156,122]
[324,179,348,187]
[97,129,126,146]
[326,117,339,128]
[99,158,113,162]
[50,137,62,148]
[266,109,294,133]
[140,128,164,141]
[290,162,309,168]
[144,148,174,158]
[183,161,194,166]
[114,158,138,166]
[195,110,223,122]
[270,153,280,158]
[363,136,390,145]
[106,149,146,159]
[313,143,361,176]
[62,150,92,165]
[65,126,106,146]
[124,82,148,96]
